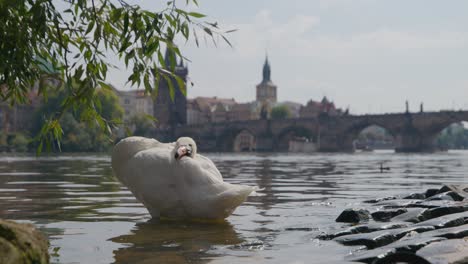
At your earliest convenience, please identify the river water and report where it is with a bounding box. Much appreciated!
[0,151,467,264]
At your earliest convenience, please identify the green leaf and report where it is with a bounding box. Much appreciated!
[188,12,206,18]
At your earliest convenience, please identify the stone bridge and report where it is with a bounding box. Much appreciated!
[163,111,468,152]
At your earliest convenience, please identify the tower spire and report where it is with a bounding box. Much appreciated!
[262,54,271,83]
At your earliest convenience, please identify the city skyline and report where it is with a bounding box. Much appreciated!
[109,0,468,114]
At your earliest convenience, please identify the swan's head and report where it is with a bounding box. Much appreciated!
[174,137,197,160]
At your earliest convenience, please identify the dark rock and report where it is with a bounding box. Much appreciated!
[426,192,455,201]
[446,191,465,201]
[333,226,435,249]
[437,185,452,194]
[425,188,439,199]
[420,205,468,220]
[0,219,49,264]
[437,184,468,200]
[406,200,463,209]
[417,238,468,264]
[391,208,427,223]
[415,211,468,229]
[402,192,426,200]
[284,227,317,231]
[347,236,445,263]
[371,209,408,222]
[375,199,421,208]
[336,208,370,223]
[318,222,408,240]
[419,223,468,239]
[371,251,432,264]
[426,191,464,202]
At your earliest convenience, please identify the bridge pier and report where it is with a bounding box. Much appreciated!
[318,134,355,152]
[394,132,438,153]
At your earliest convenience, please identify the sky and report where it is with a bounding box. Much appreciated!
[111,0,468,114]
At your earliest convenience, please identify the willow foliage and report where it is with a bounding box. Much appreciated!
[0,0,231,153]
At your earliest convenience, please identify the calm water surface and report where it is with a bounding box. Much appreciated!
[0,151,467,264]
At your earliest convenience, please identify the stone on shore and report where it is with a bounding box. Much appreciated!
[417,238,468,264]
[320,184,468,263]
[371,208,407,222]
[0,219,49,264]
[335,209,370,223]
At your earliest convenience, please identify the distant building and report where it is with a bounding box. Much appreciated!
[229,102,258,121]
[153,48,189,127]
[114,88,153,122]
[187,96,237,124]
[256,56,277,106]
[0,77,59,133]
[300,96,341,118]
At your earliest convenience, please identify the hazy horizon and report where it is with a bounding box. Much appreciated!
[108,0,468,115]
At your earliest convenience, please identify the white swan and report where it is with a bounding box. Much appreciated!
[111,136,256,221]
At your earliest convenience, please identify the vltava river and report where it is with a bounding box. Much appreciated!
[0,151,466,264]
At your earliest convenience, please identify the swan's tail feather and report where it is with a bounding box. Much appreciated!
[215,185,256,218]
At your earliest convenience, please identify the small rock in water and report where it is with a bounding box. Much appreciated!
[336,209,370,223]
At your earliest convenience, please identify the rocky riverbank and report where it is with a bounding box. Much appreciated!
[319,184,468,264]
[0,219,49,264]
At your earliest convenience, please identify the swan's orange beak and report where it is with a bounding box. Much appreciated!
[175,145,192,160]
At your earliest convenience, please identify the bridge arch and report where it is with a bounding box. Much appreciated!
[217,128,257,152]
[275,126,315,152]
[344,121,395,151]
[435,121,468,150]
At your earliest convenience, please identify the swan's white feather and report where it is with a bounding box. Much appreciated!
[111,136,255,220]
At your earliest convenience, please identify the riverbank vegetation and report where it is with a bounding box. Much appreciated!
[0,0,229,153]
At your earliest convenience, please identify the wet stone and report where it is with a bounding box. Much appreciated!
[414,211,468,229]
[333,226,435,249]
[420,205,468,220]
[417,238,468,264]
[0,219,49,264]
[403,192,426,200]
[375,199,422,208]
[436,184,468,200]
[406,200,464,209]
[346,236,446,263]
[322,185,468,263]
[336,208,370,223]
[426,191,464,202]
[419,223,468,239]
[391,208,427,223]
[371,208,407,222]
[318,222,408,240]
[425,188,440,199]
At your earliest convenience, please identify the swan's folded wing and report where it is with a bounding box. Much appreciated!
[193,154,223,181]
[115,148,180,213]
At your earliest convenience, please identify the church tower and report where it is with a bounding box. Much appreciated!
[153,47,189,127]
[256,56,277,104]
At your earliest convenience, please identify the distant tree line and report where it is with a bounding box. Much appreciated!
[1,87,124,153]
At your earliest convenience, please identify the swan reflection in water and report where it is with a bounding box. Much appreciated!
[111,219,243,264]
